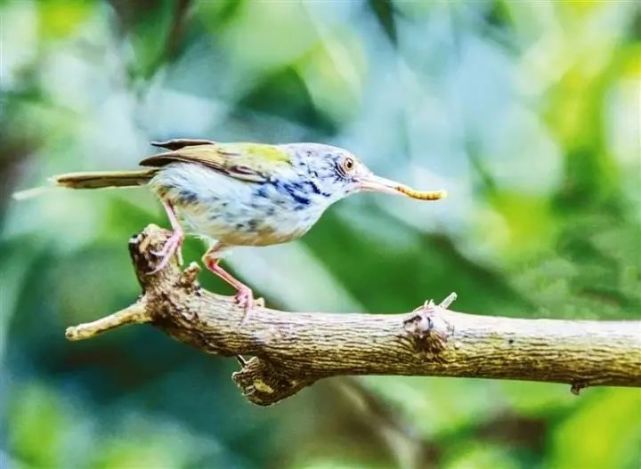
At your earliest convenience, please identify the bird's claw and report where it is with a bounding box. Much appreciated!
[147,232,184,275]
[235,287,264,326]
[235,286,254,310]
[151,232,184,260]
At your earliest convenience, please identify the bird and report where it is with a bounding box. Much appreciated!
[18,138,446,310]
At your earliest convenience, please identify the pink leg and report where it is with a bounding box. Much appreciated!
[149,200,184,274]
[203,244,254,312]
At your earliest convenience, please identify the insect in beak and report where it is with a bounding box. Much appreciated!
[358,174,447,201]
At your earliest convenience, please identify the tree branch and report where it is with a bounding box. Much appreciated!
[65,225,641,405]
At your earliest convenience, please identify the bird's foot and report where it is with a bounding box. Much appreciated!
[148,231,184,274]
[235,287,265,326]
[235,284,255,310]
[202,247,263,323]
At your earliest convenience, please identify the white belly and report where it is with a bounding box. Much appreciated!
[149,163,327,246]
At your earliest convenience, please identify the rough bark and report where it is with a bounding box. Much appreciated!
[65,225,641,405]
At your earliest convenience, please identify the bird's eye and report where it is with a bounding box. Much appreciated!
[341,156,356,173]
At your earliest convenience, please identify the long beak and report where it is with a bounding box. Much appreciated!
[359,174,447,201]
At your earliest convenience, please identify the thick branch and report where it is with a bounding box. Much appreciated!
[66,225,641,405]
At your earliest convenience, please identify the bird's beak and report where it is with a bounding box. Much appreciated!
[358,174,447,201]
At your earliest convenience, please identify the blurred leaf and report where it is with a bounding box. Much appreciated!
[499,381,579,416]
[194,0,244,27]
[297,32,365,126]
[237,66,337,134]
[547,388,641,469]
[442,441,520,469]
[367,0,398,46]
[109,0,177,79]
[304,209,528,315]
[361,377,506,438]
[485,191,555,258]
[38,0,94,39]
[8,384,68,467]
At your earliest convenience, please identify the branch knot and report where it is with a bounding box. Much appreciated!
[402,294,456,359]
[232,357,314,406]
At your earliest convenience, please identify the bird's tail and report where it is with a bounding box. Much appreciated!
[13,169,158,200]
[52,169,158,189]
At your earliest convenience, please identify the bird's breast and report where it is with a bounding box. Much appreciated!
[150,163,329,246]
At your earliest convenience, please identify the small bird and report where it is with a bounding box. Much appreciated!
[20,139,446,310]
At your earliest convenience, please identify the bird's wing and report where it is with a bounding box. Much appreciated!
[140,143,292,183]
[150,138,217,151]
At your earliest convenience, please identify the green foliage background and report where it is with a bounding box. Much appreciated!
[1,1,639,468]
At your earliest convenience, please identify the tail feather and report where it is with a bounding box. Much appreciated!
[12,169,158,201]
[53,169,158,189]
[12,185,54,201]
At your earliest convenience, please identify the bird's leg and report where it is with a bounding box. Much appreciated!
[149,200,184,274]
[202,244,255,314]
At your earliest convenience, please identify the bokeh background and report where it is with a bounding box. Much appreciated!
[1,0,640,467]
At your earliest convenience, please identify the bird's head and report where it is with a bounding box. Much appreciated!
[286,143,447,204]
